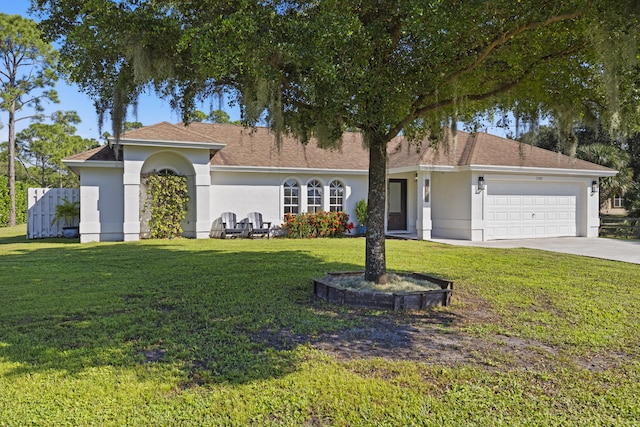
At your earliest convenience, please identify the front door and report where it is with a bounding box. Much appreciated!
[387,179,407,231]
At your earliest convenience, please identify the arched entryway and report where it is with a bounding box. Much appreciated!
[139,151,197,238]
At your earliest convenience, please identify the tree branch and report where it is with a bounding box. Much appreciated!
[16,156,38,185]
[387,42,585,139]
[443,10,585,87]
[408,9,585,122]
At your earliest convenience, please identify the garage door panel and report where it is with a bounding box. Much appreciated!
[488,182,579,197]
[494,227,509,237]
[521,226,534,235]
[485,182,579,240]
[535,226,547,234]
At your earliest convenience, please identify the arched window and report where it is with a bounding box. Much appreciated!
[283,179,300,214]
[156,168,178,176]
[307,180,323,213]
[329,180,344,212]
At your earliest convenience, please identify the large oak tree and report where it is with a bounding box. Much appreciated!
[33,0,640,282]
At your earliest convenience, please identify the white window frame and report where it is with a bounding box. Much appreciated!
[329,180,345,212]
[283,179,300,214]
[613,196,624,208]
[307,179,323,213]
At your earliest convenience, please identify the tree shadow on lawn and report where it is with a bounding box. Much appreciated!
[0,240,462,385]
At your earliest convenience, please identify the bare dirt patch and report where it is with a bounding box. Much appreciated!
[255,291,631,373]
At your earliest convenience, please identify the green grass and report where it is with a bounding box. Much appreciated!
[1,224,639,426]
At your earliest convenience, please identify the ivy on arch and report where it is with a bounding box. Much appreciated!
[142,169,189,239]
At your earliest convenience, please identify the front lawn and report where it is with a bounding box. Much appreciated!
[1,225,639,426]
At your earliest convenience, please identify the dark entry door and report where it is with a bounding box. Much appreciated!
[387,179,407,231]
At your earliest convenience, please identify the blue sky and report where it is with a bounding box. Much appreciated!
[2,0,508,143]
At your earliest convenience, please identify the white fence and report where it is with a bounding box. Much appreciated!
[27,188,80,239]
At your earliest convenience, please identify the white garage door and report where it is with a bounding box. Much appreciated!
[485,182,579,240]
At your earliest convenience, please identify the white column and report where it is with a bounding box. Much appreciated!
[470,173,486,241]
[194,167,212,239]
[585,179,600,237]
[416,172,432,240]
[122,158,142,241]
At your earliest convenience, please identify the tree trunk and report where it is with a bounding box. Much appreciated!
[8,103,16,227]
[364,132,388,284]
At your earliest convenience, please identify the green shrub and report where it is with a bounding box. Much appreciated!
[0,178,28,226]
[283,211,354,238]
[51,198,80,227]
[355,199,367,225]
[144,172,189,239]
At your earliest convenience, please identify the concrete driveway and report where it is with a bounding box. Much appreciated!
[429,237,640,264]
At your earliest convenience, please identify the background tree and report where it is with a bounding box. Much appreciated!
[184,109,239,124]
[519,122,639,210]
[577,143,634,209]
[35,1,640,283]
[189,110,209,122]
[0,13,58,226]
[123,121,143,132]
[624,133,640,216]
[16,111,99,188]
[100,121,144,142]
[208,110,241,125]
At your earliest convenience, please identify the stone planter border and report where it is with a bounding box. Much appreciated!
[313,271,453,311]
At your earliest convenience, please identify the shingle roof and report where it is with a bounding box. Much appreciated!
[191,123,370,170]
[119,121,223,144]
[386,130,613,172]
[65,145,117,161]
[67,122,614,173]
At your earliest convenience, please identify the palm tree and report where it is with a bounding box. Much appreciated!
[577,144,633,209]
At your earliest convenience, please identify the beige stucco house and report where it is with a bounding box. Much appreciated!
[63,122,616,243]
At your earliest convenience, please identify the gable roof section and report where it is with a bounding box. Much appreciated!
[107,121,226,152]
[119,121,223,144]
[192,123,370,171]
[65,145,117,162]
[463,132,613,171]
[65,122,615,175]
[386,130,614,173]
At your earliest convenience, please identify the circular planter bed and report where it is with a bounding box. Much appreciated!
[313,271,453,311]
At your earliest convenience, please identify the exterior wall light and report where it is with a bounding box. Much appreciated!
[591,180,599,194]
[478,176,486,191]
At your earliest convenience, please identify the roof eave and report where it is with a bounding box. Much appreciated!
[465,164,618,177]
[389,165,456,174]
[63,159,124,174]
[110,137,226,151]
[210,165,368,175]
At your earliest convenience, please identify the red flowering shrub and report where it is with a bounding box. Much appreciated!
[283,211,354,238]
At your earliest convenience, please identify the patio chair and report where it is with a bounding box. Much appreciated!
[247,212,272,239]
[220,212,247,238]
